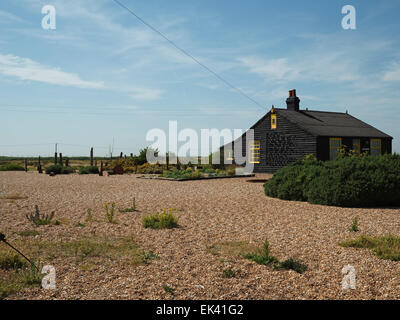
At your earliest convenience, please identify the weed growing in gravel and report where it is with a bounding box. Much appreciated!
[278,258,307,273]
[19,261,43,286]
[340,234,400,261]
[349,216,359,232]
[119,197,137,213]
[26,205,55,226]
[0,254,26,270]
[142,208,178,229]
[85,208,93,222]
[17,230,40,237]
[210,239,307,274]
[222,268,236,278]
[162,285,175,295]
[142,251,159,264]
[104,202,117,224]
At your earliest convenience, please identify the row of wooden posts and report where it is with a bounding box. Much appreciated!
[24,147,137,175]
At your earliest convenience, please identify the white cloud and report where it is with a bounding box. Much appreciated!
[383,62,400,81]
[0,53,104,89]
[0,10,24,24]
[237,57,297,80]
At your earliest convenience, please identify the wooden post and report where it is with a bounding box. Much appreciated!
[65,158,69,167]
[24,159,28,172]
[166,153,169,170]
[59,153,63,167]
[90,147,94,166]
[120,152,123,158]
[54,152,57,165]
[130,153,133,158]
[99,161,103,176]
[38,156,42,173]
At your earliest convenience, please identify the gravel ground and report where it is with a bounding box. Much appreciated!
[1,171,400,300]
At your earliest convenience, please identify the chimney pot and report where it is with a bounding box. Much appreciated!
[286,89,300,111]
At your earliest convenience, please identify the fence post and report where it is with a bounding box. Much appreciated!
[99,161,103,176]
[24,159,28,172]
[37,156,42,173]
[90,147,94,166]
[54,152,57,165]
[59,153,63,167]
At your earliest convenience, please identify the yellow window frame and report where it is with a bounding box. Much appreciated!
[248,140,260,164]
[352,139,360,155]
[370,138,381,156]
[329,137,342,160]
[271,114,277,130]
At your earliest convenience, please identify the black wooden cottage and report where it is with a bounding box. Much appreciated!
[220,89,393,173]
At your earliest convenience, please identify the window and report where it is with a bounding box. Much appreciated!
[329,138,342,160]
[370,139,381,156]
[271,114,277,129]
[352,139,360,155]
[249,140,260,164]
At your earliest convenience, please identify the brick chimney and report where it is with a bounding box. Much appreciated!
[286,89,300,111]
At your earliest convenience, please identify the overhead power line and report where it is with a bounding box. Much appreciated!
[111,0,265,111]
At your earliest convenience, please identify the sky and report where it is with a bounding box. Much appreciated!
[0,0,400,157]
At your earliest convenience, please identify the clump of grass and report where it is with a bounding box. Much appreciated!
[210,239,307,274]
[162,285,175,295]
[17,230,40,237]
[222,268,236,278]
[142,208,178,229]
[349,216,359,232]
[340,234,400,261]
[104,202,117,224]
[19,261,42,286]
[26,205,55,226]
[142,251,159,264]
[119,197,137,213]
[85,208,93,222]
[278,258,307,274]
[0,254,27,270]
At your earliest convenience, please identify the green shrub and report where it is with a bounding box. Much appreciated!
[45,165,74,175]
[142,209,178,229]
[349,216,359,232]
[264,154,400,207]
[78,166,99,174]
[0,164,25,171]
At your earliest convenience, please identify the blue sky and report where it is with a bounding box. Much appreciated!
[0,0,400,156]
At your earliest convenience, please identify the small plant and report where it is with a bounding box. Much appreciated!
[45,164,74,175]
[104,202,117,223]
[349,216,359,232]
[142,208,178,229]
[142,251,159,264]
[0,254,27,270]
[222,268,236,278]
[244,238,278,265]
[78,166,99,174]
[19,261,42,286]
[26,205,55,226]
[85,208,93,222]
[162,285,175,295]
[278,258,307,274]
[119,197,137,213]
